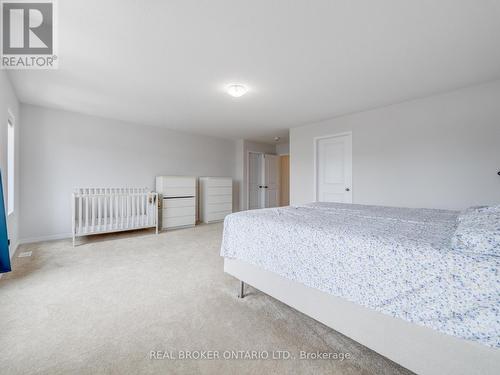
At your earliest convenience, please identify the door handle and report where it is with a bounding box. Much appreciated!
[264,186,268,189]
[259,186,263,188]
[345,188,350,192]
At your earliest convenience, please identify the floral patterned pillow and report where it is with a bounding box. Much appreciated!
[452,207,500,256]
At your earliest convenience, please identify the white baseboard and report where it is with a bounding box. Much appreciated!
[19,232,72,245]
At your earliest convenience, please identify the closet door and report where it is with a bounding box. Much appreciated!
[248,152,264,210]
[264,154,280,208]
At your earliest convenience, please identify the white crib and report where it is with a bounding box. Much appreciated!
[72,188,158,246]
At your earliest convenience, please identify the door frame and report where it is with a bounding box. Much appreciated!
[313,131,352,203]
[279,154,290,206]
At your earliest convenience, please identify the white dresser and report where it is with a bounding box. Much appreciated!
[199,177,232,223]
[156,176,196,230]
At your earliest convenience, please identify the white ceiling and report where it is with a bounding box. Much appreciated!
[8,0,500,143]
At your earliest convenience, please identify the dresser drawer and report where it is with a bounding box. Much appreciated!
[161,187,196,198]
[161,176,196,187]
[162,215,195,229]
[156,176,196,197]
[162,206,195,218]
[206,211,231,222]
[207,202,232,213]
[206,178,232,188]
[162,197,196,208]
[207,186,232,196]
[207,194,232,204]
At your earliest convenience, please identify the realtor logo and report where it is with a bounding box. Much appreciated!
[1,0,57,69]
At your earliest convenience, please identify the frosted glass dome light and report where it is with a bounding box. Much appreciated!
[226,84,248,98]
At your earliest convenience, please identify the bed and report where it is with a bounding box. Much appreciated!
[221,202,500,375]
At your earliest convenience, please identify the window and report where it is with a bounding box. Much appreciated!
[7,117,14,215]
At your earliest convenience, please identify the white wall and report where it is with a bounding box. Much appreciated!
[276,142,290,155]
[0,71,20,257]
[20,104,237,241]
[290,80,500,210]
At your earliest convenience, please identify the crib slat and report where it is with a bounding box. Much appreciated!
[72,194,76,243]
[116,195,119,230]
[137,194,141,227]
[141,194,145,227]
[78,195,82,234]
[104,195,107,231]
[97,196,101,232]
[132,194,135,228]
[131,194,134,228]
[146,194,151,225]
[145,194,149,226]
[133,194,137,228]
[146,194,149,227]
[109,194,113,231]
[122,195,125,229]
[85,195,89,233]
[115,195,118,230]
[132,194,136,228]
[125,195,129,229]
[150,194,153,226]
[130,194,133,229]
[136,194,139,227]
[91,196,95,231]
[118,195,122,229]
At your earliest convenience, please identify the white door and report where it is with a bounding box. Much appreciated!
[316,134,352,203]
[264,154,280,208]
[248,152,264,209]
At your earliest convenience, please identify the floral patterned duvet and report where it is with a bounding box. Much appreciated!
[220,202,500,348]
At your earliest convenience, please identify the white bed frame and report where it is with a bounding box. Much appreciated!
[72,188,158,246]
[225,258,500,375]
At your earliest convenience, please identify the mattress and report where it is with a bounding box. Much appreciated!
[220,203,500,348]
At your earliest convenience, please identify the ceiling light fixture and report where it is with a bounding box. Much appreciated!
[226,83,248,98]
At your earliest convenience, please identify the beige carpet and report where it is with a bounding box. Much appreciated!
[0,223,412,375]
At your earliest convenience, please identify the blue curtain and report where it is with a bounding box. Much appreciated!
[0,170,11,273]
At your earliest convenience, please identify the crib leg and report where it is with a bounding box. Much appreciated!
[72,234,75,248]
[155,197,159,234]
[238,281,245,299]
